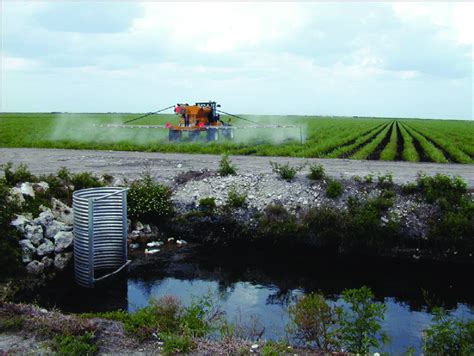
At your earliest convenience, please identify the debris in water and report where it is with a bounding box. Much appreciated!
[145,248,160,254]
[147,241,163,248]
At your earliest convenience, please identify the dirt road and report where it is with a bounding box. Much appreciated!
[1,148,473,187]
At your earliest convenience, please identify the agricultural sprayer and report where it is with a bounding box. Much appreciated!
[99,101,301,142]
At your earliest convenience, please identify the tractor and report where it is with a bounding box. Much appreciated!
[168,101,234,142]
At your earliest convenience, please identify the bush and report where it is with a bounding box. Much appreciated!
[326,180,343,198]
[377,173,394,189]
[2,162,37,186]
[303,207,346,248]
[288,293,340,351]
[161,333,194,354]
[338,286,388,354]
[423,308,474,355]
[257,204,300,243]
[401,182,418,195]
[218,153,237,176]
[199,197,217,214]
[70,172,104,191]
[127,174,173,221]
[52,332,97,356]
[417,173,467,206]
[270,161,303,181]
[261,341,291,356]
[226,186,247,208]
[308,164,325,180]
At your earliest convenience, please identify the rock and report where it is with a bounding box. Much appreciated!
[44,220,65,240]
[20,182,35,197]
[37,239,55,256]
[33,182,49,194]
[146,241,162,248]
[168,238,175,242]
[11,215,33,233]
[9,187,25,204]
[34,210,55,228]
[19,239,36,263]
[26,261,44,275]
[251,344,259,349]
[145,248,160,254]
[54,231,74,253]
[135,221,144,231]
[41,256,54,269]
[177,163,182,168]
[143,224,152,234]
[129,243,139,249]
[54,252,73,270]
[130,230,140,240]
[24,224,44,246]
[51,198,73,225]
[176,239,187,245]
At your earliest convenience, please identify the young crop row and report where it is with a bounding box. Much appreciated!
[400,123,448,163]
[350,122,393,160]
[398,123,420,162]
[379,122,399,161]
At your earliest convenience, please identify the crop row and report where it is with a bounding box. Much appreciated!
[350,122,393,160]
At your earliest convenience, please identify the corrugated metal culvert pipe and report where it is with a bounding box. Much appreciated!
[73,187,130,288]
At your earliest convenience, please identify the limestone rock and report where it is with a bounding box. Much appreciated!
[37,239,54,256]
[19,239,36,263]
[54,231,74,253]
[9,187,25,204]
[54,252,73,270]
[45,220,65,240]
[20,182,35,198]
[26,260,44,275]
[34,210,55,228]
[11,215,33,233]
[24,224,44,246]
[41,256,54,269]
[32,181,49,194]
[51,198,73,225]
[135,221,144,231]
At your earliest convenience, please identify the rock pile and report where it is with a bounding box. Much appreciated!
[11,196,74,276]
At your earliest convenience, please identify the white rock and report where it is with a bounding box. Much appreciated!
[37,239,54,256]
[147,241,163,248]
[168,238,175,242]
[24,224,44,246]
[45,220,65,240]
[177,163,182,168]
[11,215,33,233]
[33,182,49,193]
[251,344,259,349]
[51,198,73,225]
[54,252,73,270]
[26,260,44,275]
[41,256,54,269]
[145,248,160,254]
[176,239,187,245]
[20,182,35,197]
[129,243,140,249]
[135,221,144,231]
[54,231,74,253]
[19,239,36,263]
[9,187,25,204]
[34,210,55,228]
[143,224,152,234]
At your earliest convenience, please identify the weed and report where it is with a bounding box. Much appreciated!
[127,173,173,221]
[52,332,98,356]
[287,293,340,351]
[364,174,374,184]
[338,286,388,354]
[70,172,104,191]
[226,186,247,208]
[303,207,346,248]
[218,153,237,176]
[199,197,217,214]
[270,161,303,181]
[308,164,325,180]
[377,173,394,189]
[257,204,300,243]
[0,315,24,332]
[401,182,418,194]
[161,333,194,354]
[261,341,291,355]
[326,180,343,198]
[2,162,37,186]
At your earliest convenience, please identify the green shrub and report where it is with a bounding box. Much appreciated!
[261,341,291,356]
[161,333,194,354]
[364,174,374,184]
[423,308,474,355]
[199,197,217,214]
[2,162,37,186]
[417,173,467,206]
[226,186,247,208]
[218,153,237,176]
[181,294,223,337]
[257,204,300,243]
[52,332,97,356]
[308,164,325,180]
[0,315,24,332]
[303,207,346,248]
[127,174,173,221]
[326,180,343,198]
[338,286,388,354]
[377,173,394,189]
[401,182,418,195]
[287,293,340,351]
[270,161,303,181]
[70,172,104,191]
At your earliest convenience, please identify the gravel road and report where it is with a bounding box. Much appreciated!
[1,148,473,187]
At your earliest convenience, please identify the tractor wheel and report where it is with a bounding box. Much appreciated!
[207,128,219,142]
[169,129,181,142]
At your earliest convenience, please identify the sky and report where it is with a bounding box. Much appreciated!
[1,1,473,119]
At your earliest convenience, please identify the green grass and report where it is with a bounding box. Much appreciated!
[0,113,473,163]
[379,122,398,161]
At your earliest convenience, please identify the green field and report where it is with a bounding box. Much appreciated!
[1,113,473,163]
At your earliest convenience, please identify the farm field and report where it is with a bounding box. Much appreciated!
[0,113,473,163]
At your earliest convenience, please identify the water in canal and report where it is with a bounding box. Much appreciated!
[24,244,474,354]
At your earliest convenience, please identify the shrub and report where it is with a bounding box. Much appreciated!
[270,161,303,181]
[287,293,340,351]
[401,182,418,195]
[181,294,223,337]
[423,308,474,355]
[218,153,237,176]
[417,173,467,206]
[70,172,104,191]
[161,333,194,354]
[303,207,346,248]
[338,286,388,354]
[308,164,325,180]
[326,180,343,198]
[199,197,217,214]
[2,162,37,186]
[52,332,98,356]
[364,174,374,184]
[127,174,173,221]
[0,315,24,332]
[261,341,291,356]
[377,173,394,189]
[226,186,247,208]
[257,204,300,243]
